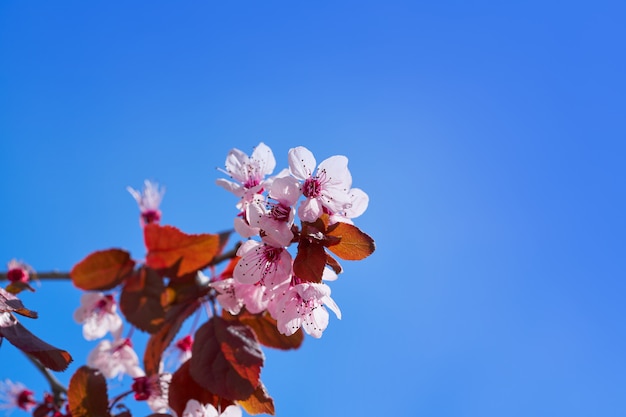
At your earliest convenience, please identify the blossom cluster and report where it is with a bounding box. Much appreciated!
[212,143,369,338]
[1,143,372,417]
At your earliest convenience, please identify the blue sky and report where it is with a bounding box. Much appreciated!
[1,1,625,416]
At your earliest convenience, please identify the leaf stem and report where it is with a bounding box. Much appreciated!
[108,389,135,412]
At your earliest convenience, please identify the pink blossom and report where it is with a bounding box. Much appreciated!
[163,335,193,370]
[87,338,144,379]
[211,278,244,315]
[275,282,341,338]
[248,175,300,247]
[73,292,123,340]
[182,399,242,417]
[132,373,172,414]
[328,187,369,225]
[0,379,36,412]
[288,146,353,222]
[127,180,165,227]
[233,240,292,287]
[216,142,276,200]
[5,259,34,284]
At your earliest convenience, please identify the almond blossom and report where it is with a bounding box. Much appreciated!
[233,240,292,287]
[288,146,353,222]
[5,259,34,285]
[87,338,144,379]
[275,281,341,338]
[182,399,242,417]
[73,292,123,341]
[216,142,276,201]
[163,335,193,371]
[127,180,165,227]
[248,175,300,247]
[132,373,172,414]
[0,379,36,413]
[211,278,244,315]
[328,187,369,225]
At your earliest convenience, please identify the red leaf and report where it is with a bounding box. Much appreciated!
[325,222,376,260]
[0,314,72,371]
[71,249,135,291]
[169,361,234,417]
[144,299,201,376]
[68,366,109,417]
[190,317,264,400]
[120,267,166,333]
[293,238,327,283]
[325,253,343,275]
[228,310,304,351]
[237,382,275,416]
[0,288,37,318]
[144,224,221,278]
[4,281,36,295]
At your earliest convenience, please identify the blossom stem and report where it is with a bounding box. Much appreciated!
[108,389,134,412]
[208,241,241,266]
[22,353,67,406]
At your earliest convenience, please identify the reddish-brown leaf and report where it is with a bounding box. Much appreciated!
[237,382,275,416]
[144,224,221,278]
[169,361,234,416]
[190,317,264,401]
[231,310,304,351]
[325,253,343,275]
[4,281,35,295]
[0,288,37,318]
[68,366,109,417]
[144,299,201,376]
[120,267,166,333]
[325,222,376,260]
[0,315,72,371]
[71,249,135,291]
[293,239,326,283]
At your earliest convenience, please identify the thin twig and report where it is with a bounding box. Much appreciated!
[23,352,67,406]
[208,243,241,267]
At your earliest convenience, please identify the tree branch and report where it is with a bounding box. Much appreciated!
[0,271,71,281]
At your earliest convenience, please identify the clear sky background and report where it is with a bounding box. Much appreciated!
[1,1,625,416]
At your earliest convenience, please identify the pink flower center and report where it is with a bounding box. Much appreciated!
[244,177,260,189]
[270,203,290,222]
[113,338,133,354]
[175,335,193,352]
[303,177,322,198]
[263,247,281,263]
[132,376,152,401]
[7,268,28,283]
[16,389,35,410]
[95,295,114,314]
[142,209,161,225]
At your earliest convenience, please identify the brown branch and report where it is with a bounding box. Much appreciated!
[208,243,241,267]
[0,271,71,281]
